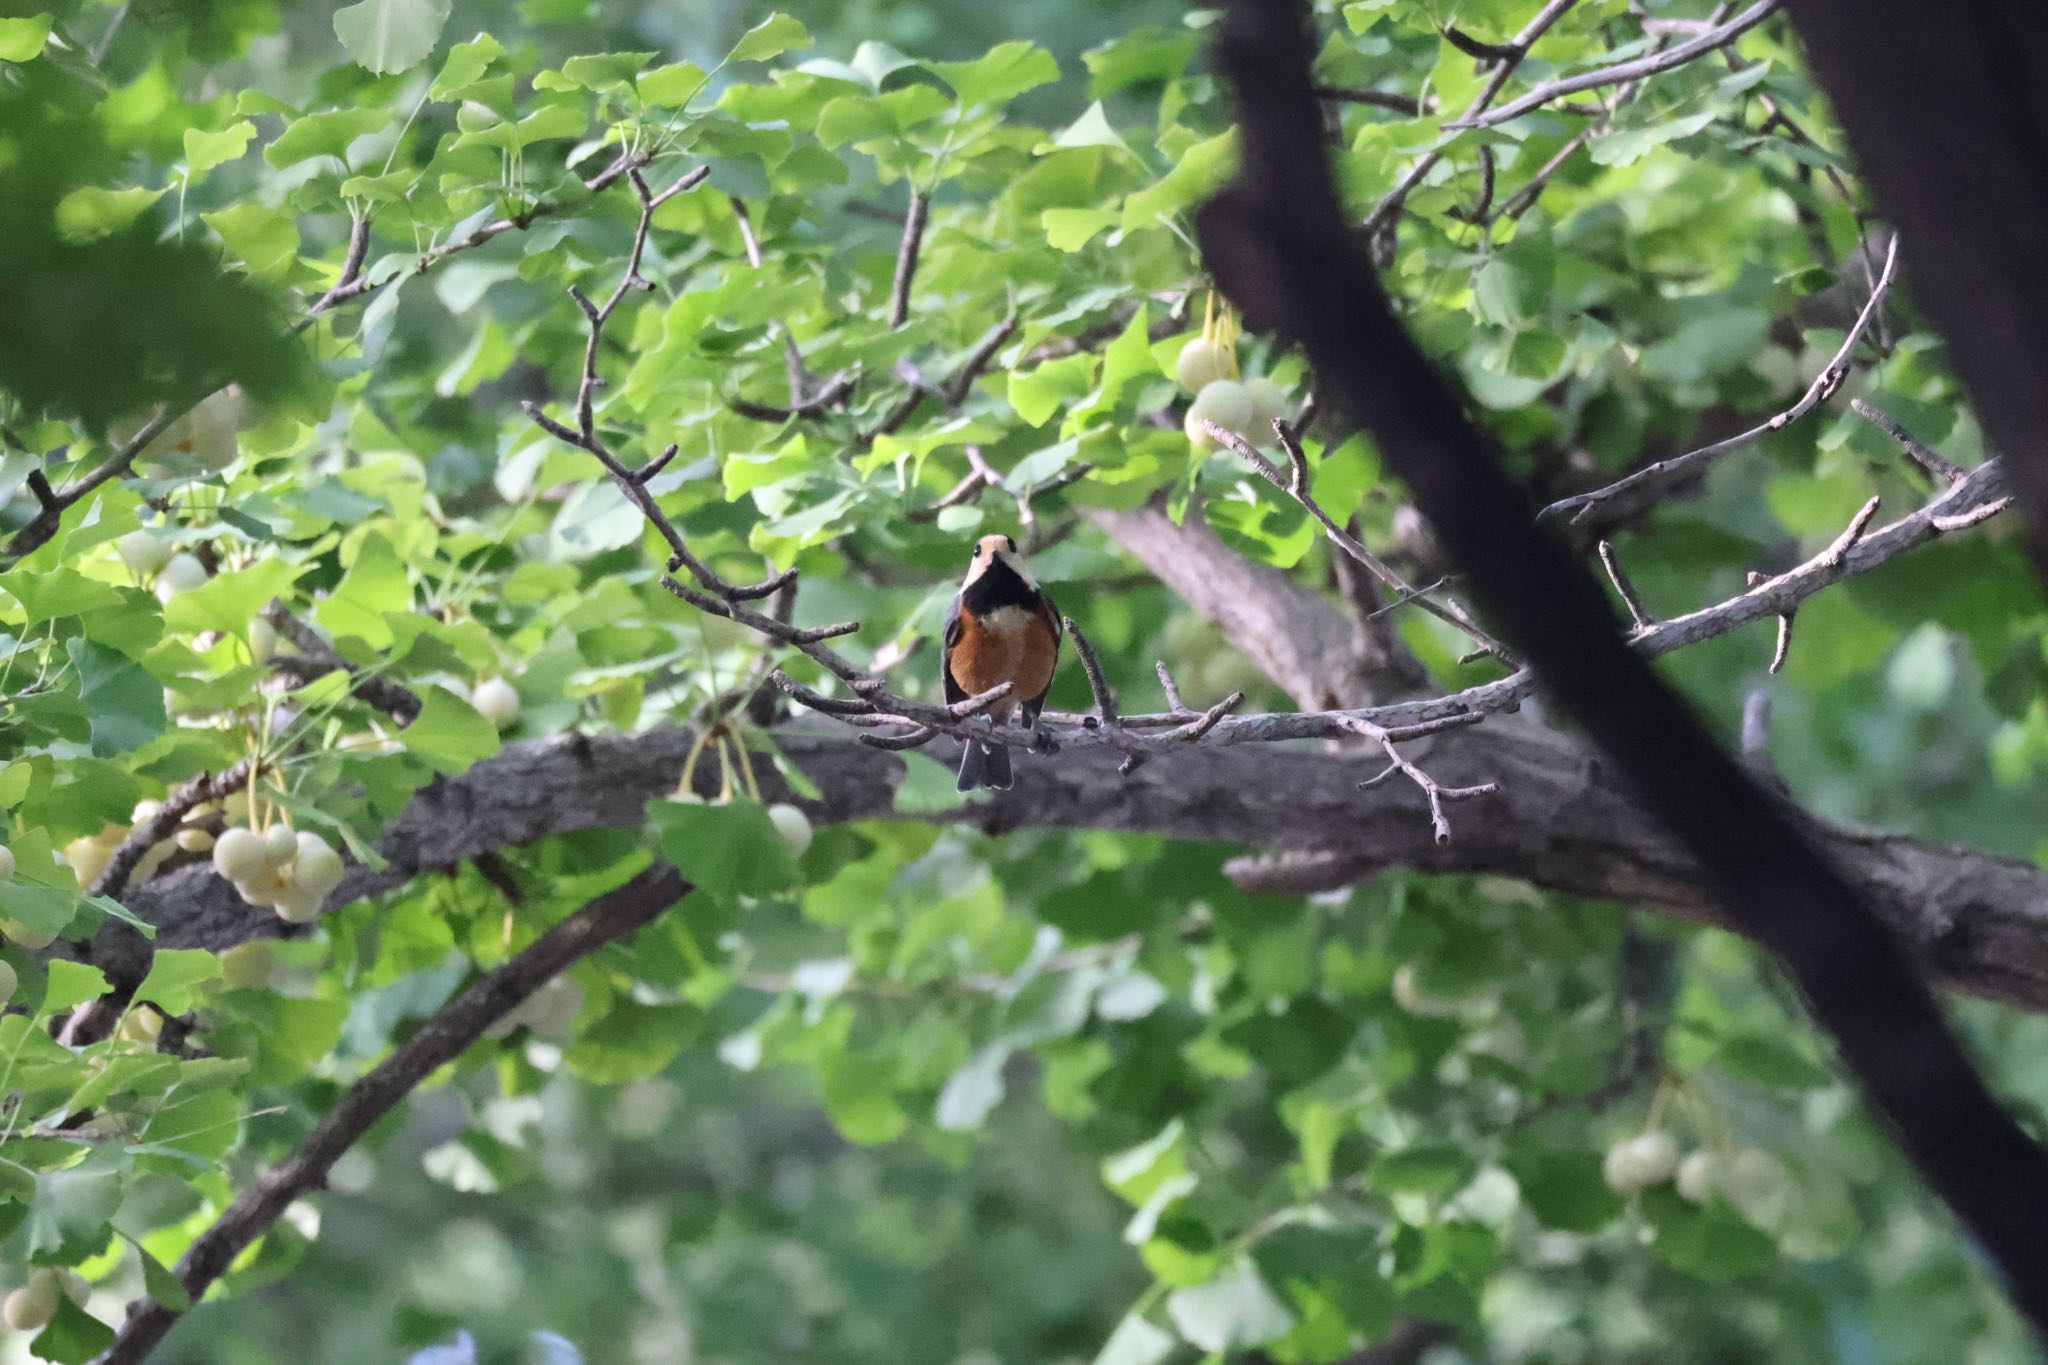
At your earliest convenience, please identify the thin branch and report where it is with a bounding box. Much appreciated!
[1450,0,1784,130]
[95,864,688,1365]
[1748,570,1793,674]
[308,213,373,315]
[1541,233,1899,529]
[4,408,176,560]
[944,314,1019,407]
[1341,713,1498,843]
[1596,540,1656,630]
[1362,0,1581,232]
[90,762,256,902]
[1313,86,1424,116]
[1065,618,1119,727]
[263,603,422,723]
[1206,418,1517,665]
[888,191,930,329]
[1851,398,1967,484]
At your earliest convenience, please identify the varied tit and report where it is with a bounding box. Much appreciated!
[942,534,1062,791]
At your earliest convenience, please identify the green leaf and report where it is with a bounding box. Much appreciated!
[1122,129,1237,229]
[184,121,258,173]
[202,201,300,279]
[541,50,657,91]
[44,961,111,1015]
[129,1235,191,1311]
[54,187,166,241]
[1166,1257,1296,1353]
[727,13,809,63]
[1009,352,1098,428]
[162,559,301,641]
[1712,1033,1831,1092]
[0,881,78,945]
[313,531,410,649]
[334,0,451,74]
[1045,102,1130,153]
[930,41,1059,108]
[1371,1142,1478,1198]
[400,685,502,774]
[431,32,502,96]
[0,14,51,62]
[65,640,165,758]
[132,949,220,1017]
[562,1000,700,1083]
[637,60,708,107]
[29,1294,114,1363]
[264,108,391,169]
[649,801,799,897]
[1641,1187,1778,1279]
[935,1045,1010,1131]
[26,1150,126,1262]
[1043,207,1117,252]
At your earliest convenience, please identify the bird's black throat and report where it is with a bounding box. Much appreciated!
[961,558,1042,615]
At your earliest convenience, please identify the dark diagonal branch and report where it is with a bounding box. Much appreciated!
[95,863,689,1365]
[1450,0,1784,129]
[1196,0,2048,1340]
[263,602,423,723]
[90,762,256,903]
[1851,398,1967,485]
[1542,234,1898,531]
[1363,0,1581,232]
[888,191,930,329]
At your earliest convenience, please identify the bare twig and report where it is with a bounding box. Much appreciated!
[4,408,177,560]
[1450,0,1784,130]
[90,762,257,902]
[1342,712,1497,843]
[1541,234,1899,529]
[308,214,373,315]
[1206,418,1517,665]
[1065,618,1118,727]
[1362,0,1581,232]
[1596,540,1656,630]
[263,602,423,723]
[1313,86,1424,116]
[1851,398,1967,484]
[888,191,930,329]
[95,864,688,1365]
[1748,570,1793,674]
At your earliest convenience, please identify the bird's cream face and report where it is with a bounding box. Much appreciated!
[963,533,1035,588]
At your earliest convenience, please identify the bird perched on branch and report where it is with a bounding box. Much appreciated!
[943,534,1062,791]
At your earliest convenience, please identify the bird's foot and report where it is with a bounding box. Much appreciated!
[1032,727,1060,755]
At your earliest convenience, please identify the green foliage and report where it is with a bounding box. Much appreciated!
[0,0,2042,1362]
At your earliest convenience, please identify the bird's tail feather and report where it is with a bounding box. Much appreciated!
[956,739,1014,792]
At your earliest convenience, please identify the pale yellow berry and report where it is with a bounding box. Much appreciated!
[154,553,208,603]
[212,828,269,883]
[471,677,521,729]
[117,529,175,577]
[1174,337,1233,393]
[767,803,813,858]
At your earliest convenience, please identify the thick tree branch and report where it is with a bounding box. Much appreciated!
[95,863,689,1365]
[74,723,2048,1017]
[1196,0,2048,1338]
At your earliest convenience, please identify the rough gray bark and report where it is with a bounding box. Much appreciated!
[79,718,2048,1012]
